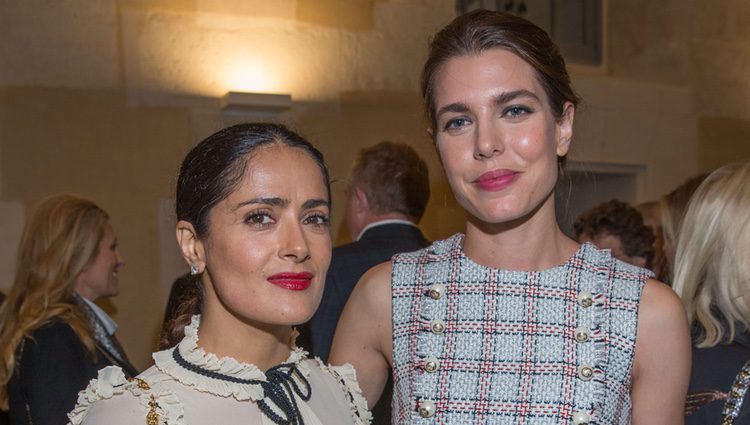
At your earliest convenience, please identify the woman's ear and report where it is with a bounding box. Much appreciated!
[556,102,575,157]
[176,220,205,273]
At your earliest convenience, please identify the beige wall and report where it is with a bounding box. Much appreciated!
[608,0,750,173]
[0,0,748,369]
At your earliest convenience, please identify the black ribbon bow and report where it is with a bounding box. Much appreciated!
[172,347,312,424]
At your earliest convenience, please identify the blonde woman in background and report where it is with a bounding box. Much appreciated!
[0,194,136,425]
[672,161,750,423]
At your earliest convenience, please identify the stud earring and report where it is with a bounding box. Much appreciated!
[190,264,200,275]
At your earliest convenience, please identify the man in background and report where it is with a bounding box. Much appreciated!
[310,141,431,361]
[309,141,430,425]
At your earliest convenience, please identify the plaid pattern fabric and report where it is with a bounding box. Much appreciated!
[391,234,649,424]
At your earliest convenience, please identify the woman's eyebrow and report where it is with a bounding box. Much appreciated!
[232,197,288,211]
[303,199,330,210]
[493,89,539,106]
[435,102,469,120]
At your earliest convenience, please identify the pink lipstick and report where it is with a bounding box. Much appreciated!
[474,169,520,192]
[267,272,314,291]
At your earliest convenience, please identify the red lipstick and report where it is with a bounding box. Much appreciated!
[474,169,520,192]
[267,272,314,291]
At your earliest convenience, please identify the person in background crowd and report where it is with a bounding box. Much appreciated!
[331,10,690,424]
[635,201,664,280]
[69,123,371,425]
[672,161,750,424]
[309,141,430,425]
[574,199,655,268]
[659,174,708,283]
[0,194,136,425]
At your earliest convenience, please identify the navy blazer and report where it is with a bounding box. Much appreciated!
[7,321,137,425]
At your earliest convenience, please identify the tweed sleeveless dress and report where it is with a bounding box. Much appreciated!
[391,234,651,424]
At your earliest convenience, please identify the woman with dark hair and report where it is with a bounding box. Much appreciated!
[0,194,136,425]
[331,10,689,424]
[70,123,370,424]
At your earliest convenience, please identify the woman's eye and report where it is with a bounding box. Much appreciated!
[504,106,532,118]
[303,213,329,227]
[245,212,274,227]
[443,117,471,131]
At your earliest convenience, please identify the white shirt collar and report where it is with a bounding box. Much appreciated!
[355,219,418,241]
[80,297,117,335]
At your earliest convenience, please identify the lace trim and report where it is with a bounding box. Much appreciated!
[316,360,373,425]
[67,366,185,425]
[153,315,308,401]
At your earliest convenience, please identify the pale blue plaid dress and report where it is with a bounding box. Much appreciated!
[391,234,650,424]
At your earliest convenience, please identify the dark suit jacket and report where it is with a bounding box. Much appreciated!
[7,321,137,425]
[310,222,429,361]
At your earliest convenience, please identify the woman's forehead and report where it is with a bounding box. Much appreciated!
[434,49,546,106]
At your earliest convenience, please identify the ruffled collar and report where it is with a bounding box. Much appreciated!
[153,315,308,401]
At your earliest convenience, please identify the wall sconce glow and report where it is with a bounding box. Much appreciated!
[220,91,292,112]
[224,57,280,94]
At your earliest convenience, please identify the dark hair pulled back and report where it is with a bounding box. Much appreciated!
[421,9,580,131]
[176,122,331,238]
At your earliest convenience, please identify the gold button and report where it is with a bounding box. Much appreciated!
[424,357,439,373]
[427,284,446,300]
[430,320,446,334]
[578,365,594,381]
[574,326,590,343]
[577,291,593,308]
[418,400,436,418]
[572,410,590,424]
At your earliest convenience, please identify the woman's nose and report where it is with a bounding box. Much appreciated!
[474,120,505,159]
[279,223,311,262]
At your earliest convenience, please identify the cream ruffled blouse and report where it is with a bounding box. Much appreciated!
[67,315,371,425]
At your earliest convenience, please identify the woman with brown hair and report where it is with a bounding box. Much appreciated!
[0,194,136,425]
[331,10,690,424]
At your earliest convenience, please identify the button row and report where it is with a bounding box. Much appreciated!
[422,284,445,418]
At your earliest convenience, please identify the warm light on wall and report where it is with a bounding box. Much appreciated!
[223,56,283,95]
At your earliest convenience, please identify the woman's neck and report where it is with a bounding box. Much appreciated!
[462,198,579,271]
[197,301,292,372]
